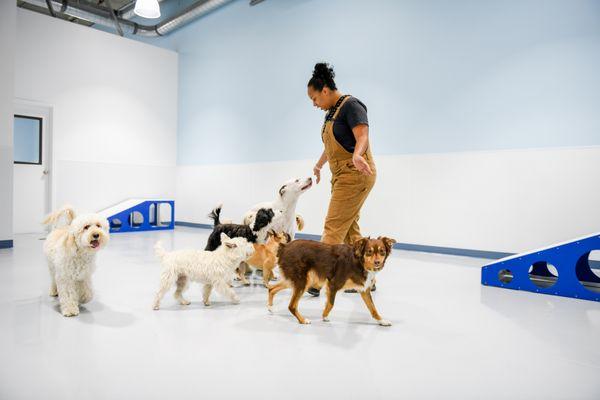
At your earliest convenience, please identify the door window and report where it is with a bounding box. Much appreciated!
[14,115,42,165]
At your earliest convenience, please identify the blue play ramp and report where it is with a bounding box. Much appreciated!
[481,232,600,302]
[98,199,174,233]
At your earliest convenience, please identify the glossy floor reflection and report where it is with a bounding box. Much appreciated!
[0,227,599,400]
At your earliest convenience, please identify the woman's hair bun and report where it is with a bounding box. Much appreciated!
[308,62,337,91]
[313,63,335,81]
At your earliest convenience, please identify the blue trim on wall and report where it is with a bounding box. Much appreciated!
[175,221,514,260]
[175,222,600,266]
[175,221,213,229]
[295,232,322,241]
[392,243,513,260]
[0,240,14,249]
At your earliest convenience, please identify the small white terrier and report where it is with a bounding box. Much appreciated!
[43,205,110,317]
[153,233,255,310]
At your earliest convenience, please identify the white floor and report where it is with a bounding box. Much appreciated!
[0,227,599,400]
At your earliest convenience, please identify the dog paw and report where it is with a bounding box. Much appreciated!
[232,297,241,304]
[179,300,191,306]
[153,305,160,310]
[377,319,392,327]
[300,319,311,325]
[49,289,58,297]
[267,305,273,313]
[61,307,79,317]
[204,301,211,307]
[322,317,330,322]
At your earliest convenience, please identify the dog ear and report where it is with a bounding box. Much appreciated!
[353,238,369,258]
[220,232,230,242]
[295,215,304,231]
[253,208,273,232]
[284,232,291,243]
[378,236,397,254]
[278,185,286,197]
[63,230,79,255]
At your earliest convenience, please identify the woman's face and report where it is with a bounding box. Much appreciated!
[307,86,331,111]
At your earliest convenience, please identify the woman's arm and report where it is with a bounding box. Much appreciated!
[313,151,328,184]
[351,124,373,175]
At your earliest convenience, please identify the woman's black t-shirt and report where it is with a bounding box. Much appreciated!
[325,96,369,153]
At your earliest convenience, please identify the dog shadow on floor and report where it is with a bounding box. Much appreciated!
[49,301,135,328]
[155,301,241,311]
[233,294,400,349]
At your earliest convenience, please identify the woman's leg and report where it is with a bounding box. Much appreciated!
[309,173,374,297]
[321,175,374,245]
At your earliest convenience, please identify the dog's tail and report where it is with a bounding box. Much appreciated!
[208,205,223,227]
[154,241,167,261]
[295,214,305,232]
[42,205,76,228]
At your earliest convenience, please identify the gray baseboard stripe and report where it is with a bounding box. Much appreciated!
[174,221,600,267]
[294,233,321,241]
[390,243,513,260]
[291,233,510,261]
[175,221,213,229]
[175,221,513,260]
[0,240,14,249]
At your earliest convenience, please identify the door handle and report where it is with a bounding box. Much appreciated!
[42,170,49,175]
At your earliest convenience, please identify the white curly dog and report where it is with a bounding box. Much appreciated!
[43,205,110,317]
[153,233,254,310]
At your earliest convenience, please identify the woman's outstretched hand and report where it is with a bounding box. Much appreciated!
[353,154,373,175]
[313,165,322,184]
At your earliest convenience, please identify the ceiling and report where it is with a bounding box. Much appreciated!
[16,0,264,36]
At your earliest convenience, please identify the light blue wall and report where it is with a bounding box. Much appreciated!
[163,0,600,165]
[13,116,40,163]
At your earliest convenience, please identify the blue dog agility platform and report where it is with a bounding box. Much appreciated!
[98,199,174,233]
[481,232,600,302]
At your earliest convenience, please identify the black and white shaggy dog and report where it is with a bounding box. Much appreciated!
[205,205,276,285]
[204,205,275,252]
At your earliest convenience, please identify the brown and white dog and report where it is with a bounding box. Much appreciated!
[236,216,303,285]
[268,236,396,325]
[245,230,291,287]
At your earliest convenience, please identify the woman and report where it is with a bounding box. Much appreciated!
[307,62,377,296]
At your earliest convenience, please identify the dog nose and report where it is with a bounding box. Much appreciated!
[93,233,99,239]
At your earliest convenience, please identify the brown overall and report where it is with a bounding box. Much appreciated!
[321,95,376,245]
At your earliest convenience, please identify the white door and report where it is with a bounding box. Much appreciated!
[13,102,52,234]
